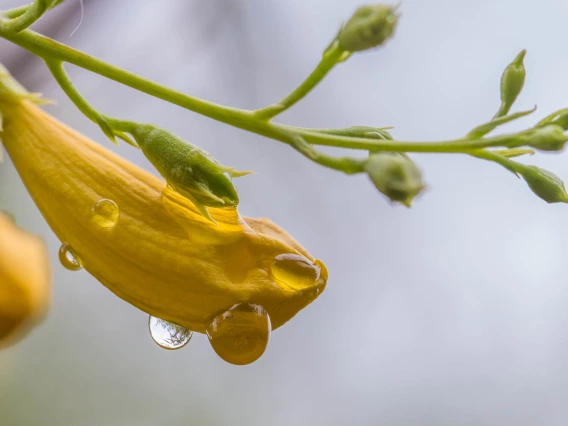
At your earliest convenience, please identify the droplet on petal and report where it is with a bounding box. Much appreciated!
[148,315,193,350]
[207,303,271,365]
[58,243,83,271]
[91,198,119,228]
[271,253,321,289]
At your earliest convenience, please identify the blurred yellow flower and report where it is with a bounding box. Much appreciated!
[0,213,50,347]
[0,66,327,338]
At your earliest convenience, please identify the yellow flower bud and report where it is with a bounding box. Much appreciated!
[0,65,327,342]
[0,213,50,347]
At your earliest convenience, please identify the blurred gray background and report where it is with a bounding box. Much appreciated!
[2,0,568,425]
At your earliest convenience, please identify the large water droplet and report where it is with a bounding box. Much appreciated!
[58,243,83,271]
[207,303,271,365]
[272,254,321,289]
[148,316,193,350]
[91,198,119,228]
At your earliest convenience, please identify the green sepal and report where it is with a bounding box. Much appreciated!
[468,106,536,138]
[127,123,248,220]
[493,148,535,158]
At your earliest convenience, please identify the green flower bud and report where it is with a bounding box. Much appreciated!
[496,50,526,117]
[517,165,568,204]
[510,124,568,152]
[337,4,399,53]
[128,124,251,221]
[520,125,568,152]
[364,152,425,207]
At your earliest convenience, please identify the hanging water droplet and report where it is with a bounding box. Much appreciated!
[272,253,321,289]
[206,303,271,365]
[91,198,119,228]
[58,243,83,271]
[148,315,193,350]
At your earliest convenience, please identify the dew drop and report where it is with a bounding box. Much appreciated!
[148,316,193,350]
[58,243,83,271]
[91,198,119,228]
[207,303,271,365]
[272,253,321,289]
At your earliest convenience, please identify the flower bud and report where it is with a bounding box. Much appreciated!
[517,125,568,152]
[496,50,526,117]
[517,165,568,204]
[128,124,251,220]
[337,4,399,53]
[364,152,425,206]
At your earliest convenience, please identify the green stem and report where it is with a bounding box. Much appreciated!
[1,0,47,33]
[44,58,138,147]
[0,26,537,155]
[44,59,100,123]
[285,132,367,174]
[469,149,521,174]
[254,43,346,120]
[1,5,28,19]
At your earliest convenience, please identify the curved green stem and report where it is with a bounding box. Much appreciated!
[0,26,540,156]
[1,0,47,33]
[469,149,521,174]
[44,59,100,123]
[284,132,367,174]
[1,5,28,19]
[44,58,136,146]
[254,43,347,120]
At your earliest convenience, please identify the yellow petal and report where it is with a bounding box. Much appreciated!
[0,213,50,347]
[0,76,327,334]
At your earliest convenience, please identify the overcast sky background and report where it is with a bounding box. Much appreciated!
[2,0,568,425]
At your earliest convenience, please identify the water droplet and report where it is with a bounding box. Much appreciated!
[148,316,193,350]
[272,254,321,289]
[91,198,119,228]
[207,303,271,365]
[58,243,83,271]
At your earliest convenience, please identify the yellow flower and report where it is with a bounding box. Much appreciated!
[0,212,50,347]
[0,66,327,337]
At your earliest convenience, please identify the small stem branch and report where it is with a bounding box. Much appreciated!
[44,58,139,147]
[469,149,521,174]
[1,0,47,33]
[285,132,367,174]
[293,127,531,153]
[253,43,346,120]
[44,59,100,123]
[1,5,28,19]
